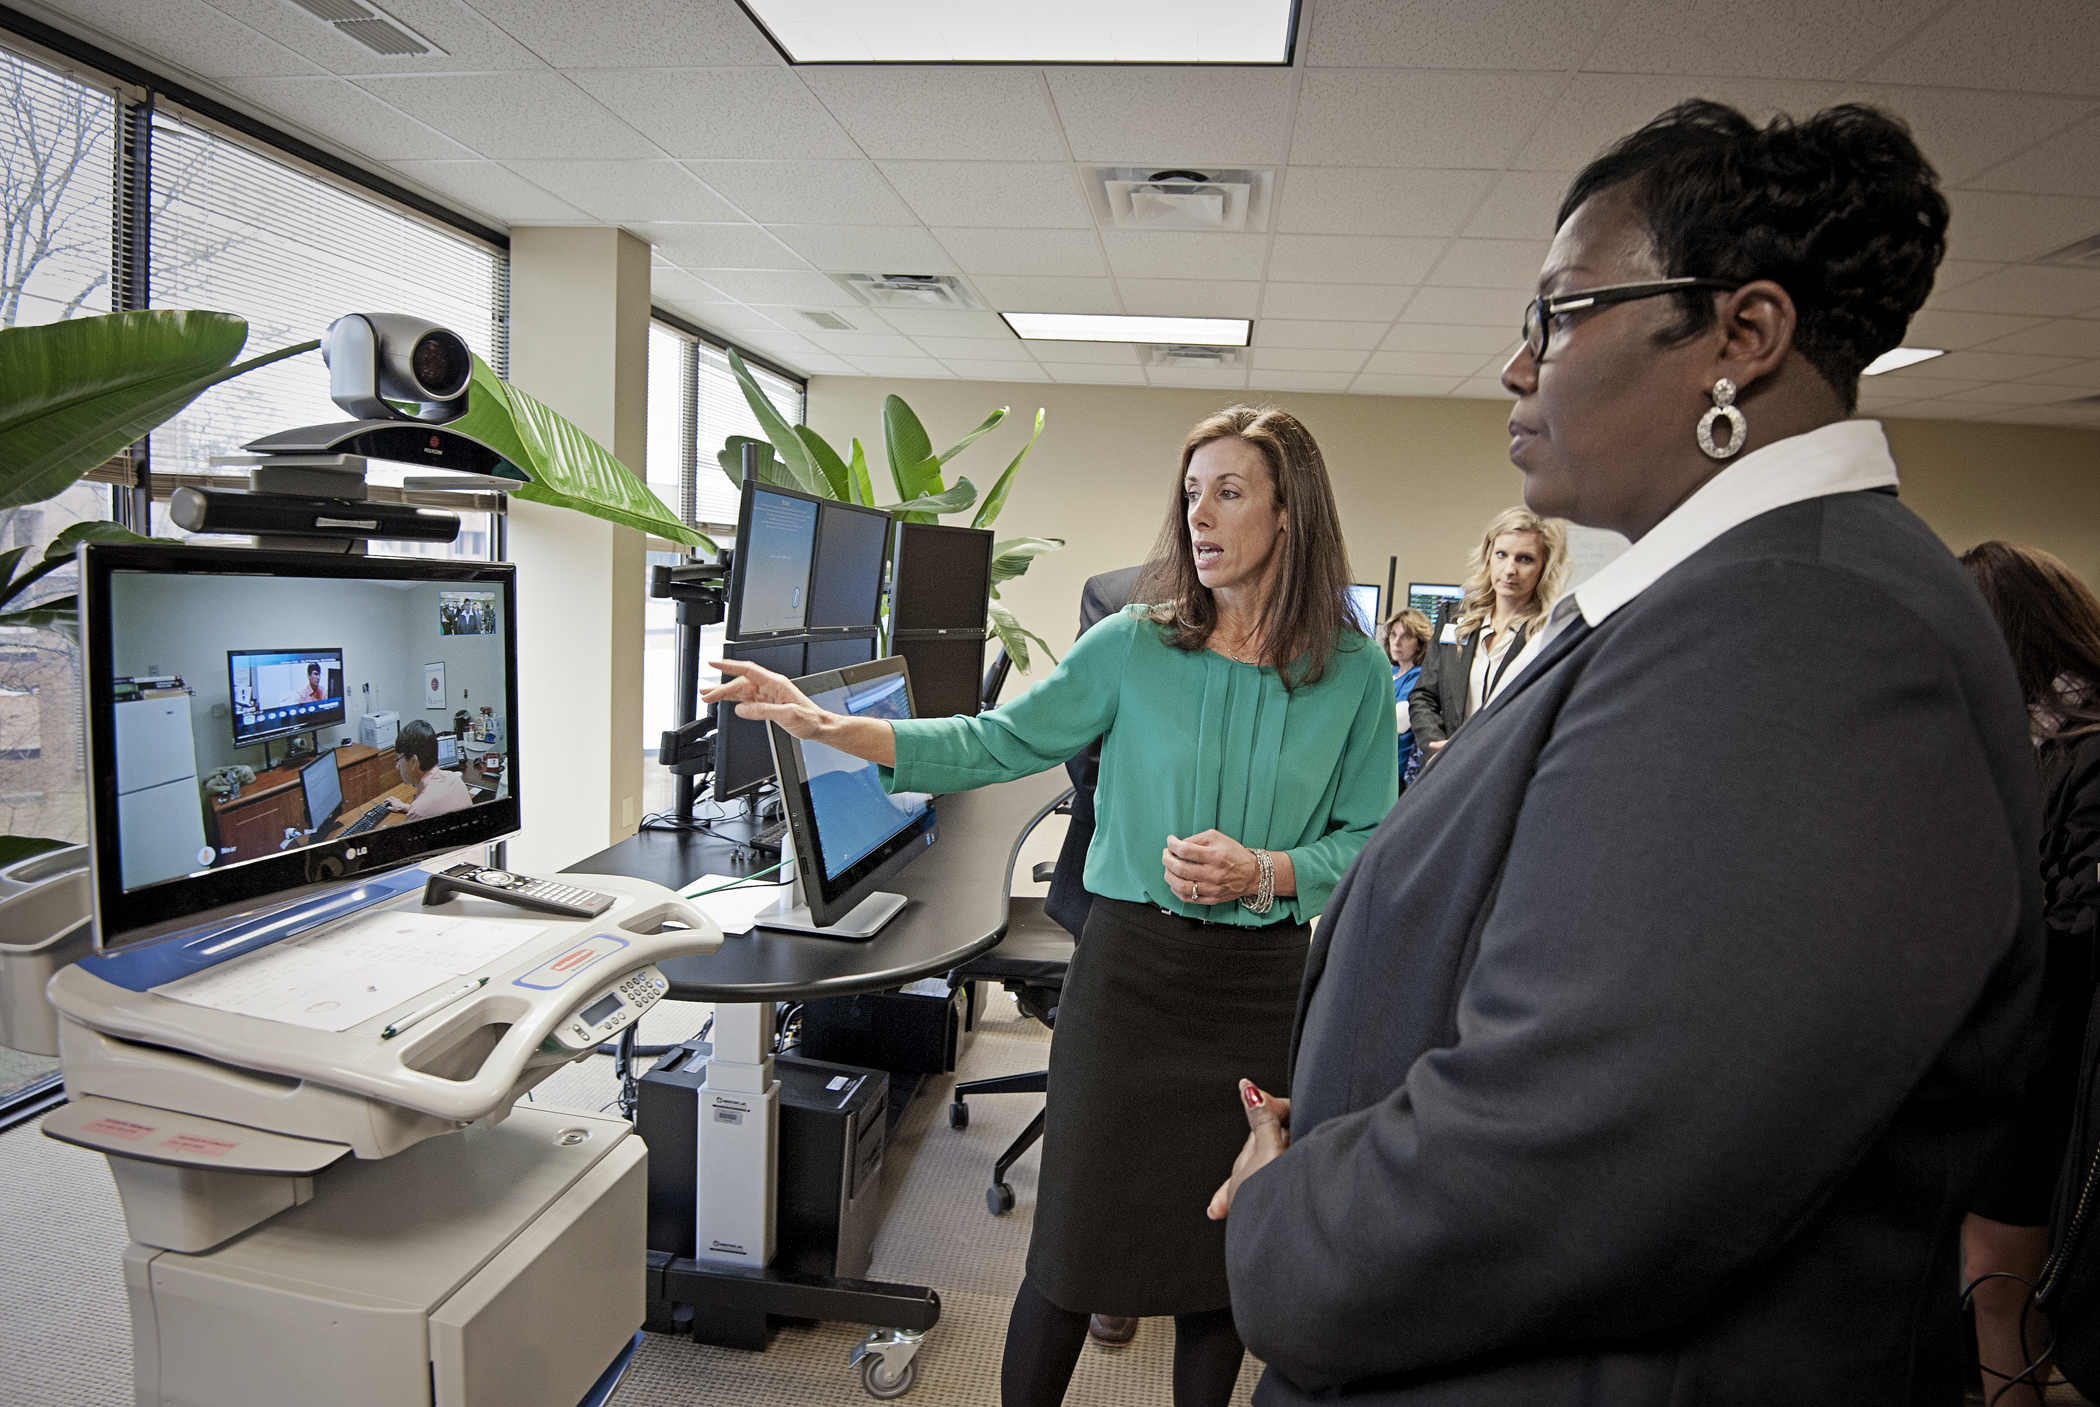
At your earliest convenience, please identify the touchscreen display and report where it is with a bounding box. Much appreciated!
[800,671,929,879]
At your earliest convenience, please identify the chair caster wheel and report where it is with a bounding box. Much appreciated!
[987,1182,1015,1215]
[949,1101,968,1130]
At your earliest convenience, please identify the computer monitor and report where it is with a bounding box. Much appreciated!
[806,500,890,632]
[1346,583,1380,637]
[892,636,986,720]
[768,657,935,929]
[804,632,878,675]
[80,541,520,948]
[713,637,806,802]
[1408,582,1464,629]
[299,750,343,832]
[229,647,346,747]
[890,522,994,633]
[726,481,821,638]
[436,732,459,768]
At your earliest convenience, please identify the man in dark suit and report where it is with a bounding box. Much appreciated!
[1218,102,2043,1405]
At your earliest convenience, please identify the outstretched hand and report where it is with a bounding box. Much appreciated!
[1208,1079,1290,1220]
[701,659,829,740]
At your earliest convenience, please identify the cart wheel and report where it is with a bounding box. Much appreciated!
[987,1182,1016,1215]
[949,1101,969,1130]
[861,1351,917,1399]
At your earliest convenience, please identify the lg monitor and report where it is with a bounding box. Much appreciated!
[1346,584,1380,637]
[726,482,820,638]
[229,647,346,747]
[80,541,520,947]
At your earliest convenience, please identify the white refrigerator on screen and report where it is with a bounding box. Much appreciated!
[113,693,209,888]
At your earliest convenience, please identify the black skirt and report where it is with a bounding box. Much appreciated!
[1025,897,1309,1316]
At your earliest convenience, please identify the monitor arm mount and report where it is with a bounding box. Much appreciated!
[651,556,730,823]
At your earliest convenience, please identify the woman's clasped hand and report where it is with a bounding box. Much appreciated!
[1161,830,1258,905]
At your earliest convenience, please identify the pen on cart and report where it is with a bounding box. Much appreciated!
[380,977,488,1040]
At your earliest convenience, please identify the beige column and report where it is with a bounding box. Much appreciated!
[503,226,650,873]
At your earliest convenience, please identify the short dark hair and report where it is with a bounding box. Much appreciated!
[395,718,440,772]
[1557,99,1948,413]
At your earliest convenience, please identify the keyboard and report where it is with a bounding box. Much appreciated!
[750,815,788,853]
[338,801,392,836]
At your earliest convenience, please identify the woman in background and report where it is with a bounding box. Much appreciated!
[1408,507,1567,763]
[1381,608,1432,783]
[1958,540,2100,1407]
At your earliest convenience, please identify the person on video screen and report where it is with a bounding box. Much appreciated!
[290,661,326,704]
[385,719,471,820]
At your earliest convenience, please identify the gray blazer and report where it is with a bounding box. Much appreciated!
[1226,491,2045,1406]
[1408,620,1528,746]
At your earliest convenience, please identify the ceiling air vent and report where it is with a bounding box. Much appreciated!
[1148,344,1245,368]
[835,274,981,310]
[2036,232,2100,268]
[798,310,855,331]
[1091,168,1268,232]
[283,0,442,56]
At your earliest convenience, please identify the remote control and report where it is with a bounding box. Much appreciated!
[423,864,617,918]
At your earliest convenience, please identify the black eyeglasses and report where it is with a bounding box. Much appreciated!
[1520,277,1740,361]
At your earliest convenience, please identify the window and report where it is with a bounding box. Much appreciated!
[697,341,804,529]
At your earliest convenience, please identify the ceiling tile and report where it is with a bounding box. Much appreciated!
[685,162,919,225]
[1464,170,1572,240]
[696,269,861,306]
[1119,279,1261,317]
[1352,373,1468,397]
[940,359,1051,382]
[1306,0,1622,71]
[799,331,922,357]
[1899,310,2053,350]
[501,160,743,221]
[878,163,1093,229]
[934,228,1109,277]
[1279,169,1497,237]
[569,69,861,160]
[1427,239,1551,290]
[2018,360,2100,390]
[970,275,1120,314]
[764,225,958,273]
[1400,287,1526,325]
[1867,0,2100,98]
[910,337,1033,362]
[1024,342,1143,365]
[1248,370,1356,392]
[1872,89,2098,188]
[1932,261,2008,293]
[1965,110,2100,198]
[1980,405,2100,427]
[1365,351,1496,378]
[1292,71,1557,169]
[1927,266,2100,318]
[462,0,776,67]
[1251,348,1370,372]
[1943,190,2100,264]
[1591,0,1947,81]
[800,68,1066,161]
[1382,324,1521,355]
[1977,320,2100,359]
[1097,233,1269,282]
[1265,235,1444,286]
[632,223,807,270]
[652,292,787,332]
[220,76,470,160]
[62,0,319,78]
[356,73,653,159]
[1145,365,1249,389]
[206,0,543,74]
[1045,363,1148,384]
[1896,349,2081,381]
[789,354,859,375]
[1260,283,1411,321]
[1938,381,2096,406]
[388,159,588,221]
[1254,321,1388,350]
[1856,375,1993,399]
[732,328,823,358]
[845,355,953,378]
[867,308,1016,337]
[772,307,881,335]
[1451,377,1516,400]
[1046,67,1293,165]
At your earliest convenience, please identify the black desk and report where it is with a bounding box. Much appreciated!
[569,769,1073,1001]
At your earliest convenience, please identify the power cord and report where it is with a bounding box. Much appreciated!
[1962,1270,2056,1406]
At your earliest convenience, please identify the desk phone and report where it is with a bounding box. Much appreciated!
[547,966,670,1052]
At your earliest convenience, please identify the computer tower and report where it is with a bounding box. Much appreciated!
[797,983,977,1076]
[637,1042,888,1280]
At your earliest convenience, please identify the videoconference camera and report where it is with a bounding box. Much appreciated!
[323,313,473,424]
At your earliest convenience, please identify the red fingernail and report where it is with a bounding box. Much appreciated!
[1243,1083,1262,1108]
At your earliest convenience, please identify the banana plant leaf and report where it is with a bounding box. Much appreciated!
[0,522,162,642]
[882,395,946,509]
[726,347,823,496]
[718,435,790,494]
[973,408,1045,530]
[0,310,318,509]
[990,534,1064,583]
[795,425,854,501]
[503,381,711,550]
[847,439,874,507]
[0,836,71,866]
[440,356,534,484]
[0,592,80,642]
[989,601,1057,676]
[936,406,1007,465]
[891,477,977,517]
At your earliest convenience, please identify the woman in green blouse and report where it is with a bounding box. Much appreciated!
[706,405,1397,1407]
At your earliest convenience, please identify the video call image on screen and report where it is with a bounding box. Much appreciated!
[800,671,927,880]
[741,489,818,634]
[104,570,512,894]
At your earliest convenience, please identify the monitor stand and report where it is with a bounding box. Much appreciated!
[752,828,905,940]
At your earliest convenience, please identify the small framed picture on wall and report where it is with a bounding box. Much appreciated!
[424,662,446,710]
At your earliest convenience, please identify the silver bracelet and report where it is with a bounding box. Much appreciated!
[1240,848,1275,915]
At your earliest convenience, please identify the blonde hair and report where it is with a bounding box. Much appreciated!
[1380,608,1432,665]
[1453,507,1569,641]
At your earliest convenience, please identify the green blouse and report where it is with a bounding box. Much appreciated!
[881,608,1398,925]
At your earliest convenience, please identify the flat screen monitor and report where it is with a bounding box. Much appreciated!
[890,522,994,633]
[726,482,820,638]
[1408,582,1464,629]
[893,636,985,720]
[806,500,890,632]
[713,637,806,801]
[1346,583,1380,637]
[804,632,878,675]
[299,750,343,832]
[80,541,520,948]
[768,657,936,927]
[229,647,346,746]
[436,732,458,768]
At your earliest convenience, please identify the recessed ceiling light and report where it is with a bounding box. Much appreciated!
[1003,313,1251,346]
[1863,347,1945,375]
[737,0,1297,64]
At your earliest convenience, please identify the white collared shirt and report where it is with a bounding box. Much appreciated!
[1489,419,1902,701]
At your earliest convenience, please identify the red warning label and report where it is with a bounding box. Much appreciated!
[81,1117,156,1141]
[158,1132,239,1157]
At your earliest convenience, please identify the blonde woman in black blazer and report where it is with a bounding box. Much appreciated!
[1408,507,1568,759]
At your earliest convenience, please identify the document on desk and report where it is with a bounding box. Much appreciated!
[152,911,547,1033]
[681,877,789,936]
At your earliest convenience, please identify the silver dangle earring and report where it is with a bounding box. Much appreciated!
[1697,377,1747,460]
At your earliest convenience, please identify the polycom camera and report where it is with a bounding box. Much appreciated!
[323,313,473,424]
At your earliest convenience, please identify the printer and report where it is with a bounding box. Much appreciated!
[360,709,400,749]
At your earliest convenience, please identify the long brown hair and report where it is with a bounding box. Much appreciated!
[1135,405,1357,691]
[1452,506,1569,641]
[1959,540,2100,741]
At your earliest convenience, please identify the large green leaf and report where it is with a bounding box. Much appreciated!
[989,601,1058,676]
[891,477,978,517]
[1,521,156,610]
[501,381,712,550]
[726,347,822,496]
[847,439,874,507]
[718,435,789,494]
[972,407,1045,529]
[441,356,535,483]
[0,836,72,867]
[0,310,318,509]
[990,535,1064,583]
[936,406,1007,465]
[882,395,943,504]
[1,592,78,643]
[795,425,853,501]
[0,545,27,607]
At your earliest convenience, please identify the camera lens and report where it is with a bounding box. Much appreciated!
[410,329,471,399]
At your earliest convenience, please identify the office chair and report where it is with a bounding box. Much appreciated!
[980,646,1013,712]
[949,859,1071,1215]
